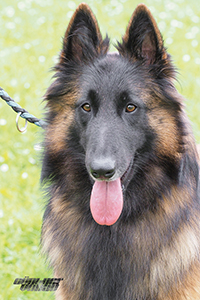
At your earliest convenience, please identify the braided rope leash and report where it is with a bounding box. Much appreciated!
[0,87,46,132]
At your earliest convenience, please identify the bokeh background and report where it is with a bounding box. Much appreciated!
[0,0,200,299]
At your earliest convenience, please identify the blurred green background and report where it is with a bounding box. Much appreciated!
[0,0,199,299]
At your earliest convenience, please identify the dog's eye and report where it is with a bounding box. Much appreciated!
[125,104,137,113]
[82,103,91,112]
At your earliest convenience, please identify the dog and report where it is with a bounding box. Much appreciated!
[41,3,200,299]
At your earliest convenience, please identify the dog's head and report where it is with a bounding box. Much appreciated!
[43,3,186,225]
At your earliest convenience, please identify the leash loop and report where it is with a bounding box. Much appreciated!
[16,112,28,133]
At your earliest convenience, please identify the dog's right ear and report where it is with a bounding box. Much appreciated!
[117,4,167,65]
[59,3,109,63]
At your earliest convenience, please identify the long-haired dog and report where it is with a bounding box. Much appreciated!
[41,3,200,299]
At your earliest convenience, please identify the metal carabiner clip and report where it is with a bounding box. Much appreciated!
[16,112,28,133]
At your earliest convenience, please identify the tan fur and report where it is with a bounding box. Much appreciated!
[45,108,74,154]
[42,196,92,299]
[148,108,181,157]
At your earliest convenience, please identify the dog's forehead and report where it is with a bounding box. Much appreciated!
[82,54,144,94]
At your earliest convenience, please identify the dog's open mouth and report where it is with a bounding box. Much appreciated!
[90,160,133,226]
[121,159,134,190]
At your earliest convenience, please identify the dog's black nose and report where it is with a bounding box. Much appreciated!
[90,158,115,180]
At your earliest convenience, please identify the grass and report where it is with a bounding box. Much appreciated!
[0,0,200,299]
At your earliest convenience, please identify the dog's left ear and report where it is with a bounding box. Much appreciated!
[60,3,109,63]
[118,4,167,65]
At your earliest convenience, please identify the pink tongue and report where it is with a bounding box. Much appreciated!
[90,178,123,226]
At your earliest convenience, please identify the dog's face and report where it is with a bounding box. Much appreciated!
[75,55,149,184]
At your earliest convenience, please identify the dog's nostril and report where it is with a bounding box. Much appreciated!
[90,159,115,180]
[105,169,115,178]
[91,168,115,179]
[91,171,99,178]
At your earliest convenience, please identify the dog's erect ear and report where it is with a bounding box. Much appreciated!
[118,4,167,64]
[60,3,109,63]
